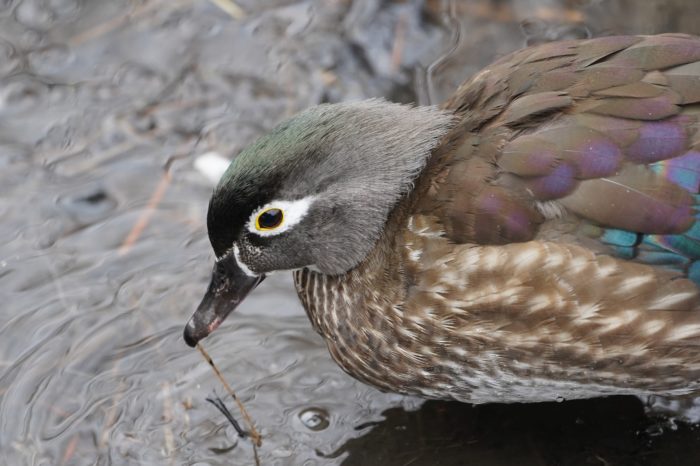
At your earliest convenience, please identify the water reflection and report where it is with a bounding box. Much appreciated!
[339,398,700,466]
[0,0,699,465]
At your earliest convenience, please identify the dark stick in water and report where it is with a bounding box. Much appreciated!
[196,343,262,465]
[205,394,247,438]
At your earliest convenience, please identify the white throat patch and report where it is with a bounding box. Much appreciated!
[232,244,257,277]
[247,196,316,237]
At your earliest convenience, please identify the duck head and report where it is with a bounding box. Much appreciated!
[184,100,453,346]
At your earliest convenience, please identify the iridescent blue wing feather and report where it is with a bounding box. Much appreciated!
[429,34,700,285]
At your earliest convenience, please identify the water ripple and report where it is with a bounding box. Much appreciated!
[2,1,699,465]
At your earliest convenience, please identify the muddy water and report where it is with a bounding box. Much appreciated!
[1,1,700,465]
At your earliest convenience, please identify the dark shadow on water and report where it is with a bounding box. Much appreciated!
[333,397,700,466]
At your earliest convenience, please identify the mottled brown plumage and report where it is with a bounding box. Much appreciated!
[188,34,700,405]
[294,34,700,402]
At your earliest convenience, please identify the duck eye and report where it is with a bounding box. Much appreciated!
[256,208,284,231]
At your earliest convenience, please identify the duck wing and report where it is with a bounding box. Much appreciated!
[419,34,700,284]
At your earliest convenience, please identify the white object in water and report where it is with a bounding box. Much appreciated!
[194,152,232,185]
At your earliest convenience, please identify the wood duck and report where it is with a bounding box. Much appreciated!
[184,34,700,405]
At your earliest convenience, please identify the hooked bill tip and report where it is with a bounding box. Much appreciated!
[183,315,223,348]
[183,324,199,347]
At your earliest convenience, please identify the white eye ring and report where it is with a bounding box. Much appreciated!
[247,196,315,237]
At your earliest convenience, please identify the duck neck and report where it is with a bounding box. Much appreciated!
[292,198,412,390]
[293,192,411,333]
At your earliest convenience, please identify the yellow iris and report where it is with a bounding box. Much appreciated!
[255,208,284,231]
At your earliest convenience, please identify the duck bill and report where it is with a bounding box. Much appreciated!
[183,254,265,347]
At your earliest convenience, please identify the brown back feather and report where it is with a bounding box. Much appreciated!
[415,34,700,253]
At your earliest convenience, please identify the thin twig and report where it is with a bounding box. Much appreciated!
[59,435,79,466]
[68,0,192,46]
[118,170,171,255]
[390,12,407,73]
[99,379,128,448]
[161,381,176,462]
[196,343,262,447]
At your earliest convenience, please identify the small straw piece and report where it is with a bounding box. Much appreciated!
[390,12,407,73]
[196,343,262,447]
[118,171,171,256]
[208,0,246,19]
[59,435,79,466]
